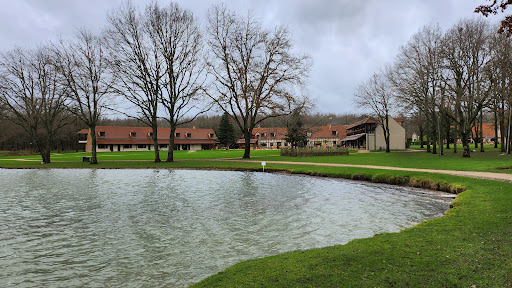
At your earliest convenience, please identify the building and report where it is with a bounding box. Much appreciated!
[306,125,347,148]
[78,126,216,152]
[340,117,405,150]
[236,125,348,149]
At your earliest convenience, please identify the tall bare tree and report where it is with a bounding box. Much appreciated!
[145,2,208,162]
[206,5,310,158]
[105,1,164,163]
[0,46,70,163]
[55,29,114,164]
[355,71,394,152]
[441,19,492,157]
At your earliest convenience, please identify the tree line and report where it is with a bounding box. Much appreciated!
[0,1,310,163]
[355,18,512,157]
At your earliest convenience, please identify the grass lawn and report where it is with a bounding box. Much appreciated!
[0,149,511,286]
[251,146,512,174]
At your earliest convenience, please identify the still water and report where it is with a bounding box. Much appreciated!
[0,169,453,287]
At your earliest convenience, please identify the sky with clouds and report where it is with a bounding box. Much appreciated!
[0,0,493,115]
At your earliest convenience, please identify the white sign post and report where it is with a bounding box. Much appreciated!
[261,161,266,172]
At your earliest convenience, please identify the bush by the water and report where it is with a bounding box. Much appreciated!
[280,147,349,157]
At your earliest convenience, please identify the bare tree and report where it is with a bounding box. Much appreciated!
[0,46,70,163]
[441,19,492,157]
[390,25,445,154]
[55,29,114,164]
[145,2,208,162]
[206,5,310,158]
[355,71,394,152]
[105,1,164,163]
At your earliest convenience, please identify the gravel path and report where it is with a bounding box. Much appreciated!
[234,160,512,183]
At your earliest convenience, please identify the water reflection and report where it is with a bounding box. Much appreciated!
[0,169,453,287]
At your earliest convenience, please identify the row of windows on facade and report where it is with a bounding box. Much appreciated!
[97,132,214,138]
[97,144,169,149]
[260,140,337,147]
[257,131,338,139]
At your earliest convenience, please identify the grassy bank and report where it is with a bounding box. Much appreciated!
[0,150,511,286]
[191,165,511,287]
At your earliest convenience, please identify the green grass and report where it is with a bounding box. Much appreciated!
[252,147,512,174]
[0,149,511,287]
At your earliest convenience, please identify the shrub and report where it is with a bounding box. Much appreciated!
[280,147,349,157]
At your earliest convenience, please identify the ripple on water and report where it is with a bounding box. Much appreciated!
[0,169,453,287]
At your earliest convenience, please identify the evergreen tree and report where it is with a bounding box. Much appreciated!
[285,109,309,148]
[216,112,237,148]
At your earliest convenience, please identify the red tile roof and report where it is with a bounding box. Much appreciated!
[308,125,347,139]
[473,123,498,139]
[82,126,216,145]
[253,127,288,140]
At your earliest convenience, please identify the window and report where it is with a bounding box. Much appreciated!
[149,132,153,138]
[270,143,274,146]
[270,133,275,138]
[159,144,168,148]
[137,144,146,149]
[256,134,260,138]
[123,144,132,149]
[98,144,107,149]
[186,133,192,138]
[175,133,181,137]
[307,132,312,137]
[130,132,136,137]
[332,131,337,136]
[209,133,215,138]
[99,131,105,137]
[333,141,337,145]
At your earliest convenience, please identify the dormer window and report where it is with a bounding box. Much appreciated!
[99,131,105,137]
[209,133,214,138]
[175,133,181,137]
[332,131,337,136]
[148,132,153,138]
[270,133,275,138]
[186,133,191,138]
[130,132,136,137]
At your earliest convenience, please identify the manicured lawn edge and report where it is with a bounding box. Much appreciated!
[0,159,510,287]
[187,164,511,287]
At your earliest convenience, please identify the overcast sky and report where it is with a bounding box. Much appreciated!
[0,0,492,115]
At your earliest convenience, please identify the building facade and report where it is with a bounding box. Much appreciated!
[340,117,405,150]
[78,126,216,152]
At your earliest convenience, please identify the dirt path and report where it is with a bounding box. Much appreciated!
[228,160,512,183]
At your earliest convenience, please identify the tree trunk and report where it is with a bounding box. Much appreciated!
[432,141,437,154]
[480,110,484,152]
[446,121,450,149]
[426,138,431,153]
[384,116,390,153]
[494,105,499,149]
[461,132,470,158]
[419,126,424,148]
[90,126,98,164]
[453,126,457,153]
[166,126,176,162]
[500,100,506,152]
[152,123,161,163]
[243,129,252,159]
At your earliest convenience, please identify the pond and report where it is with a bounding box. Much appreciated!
[0,169,454,287]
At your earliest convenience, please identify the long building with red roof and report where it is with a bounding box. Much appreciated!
[78,126,216,152]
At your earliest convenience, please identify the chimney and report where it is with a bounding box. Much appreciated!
[192,126,196,129]
[328,123,332,130]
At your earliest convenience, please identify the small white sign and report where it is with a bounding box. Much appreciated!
[261,161,266,166]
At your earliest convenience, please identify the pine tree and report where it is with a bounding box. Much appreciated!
[285,109,309,148]
[216,112,237,148]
